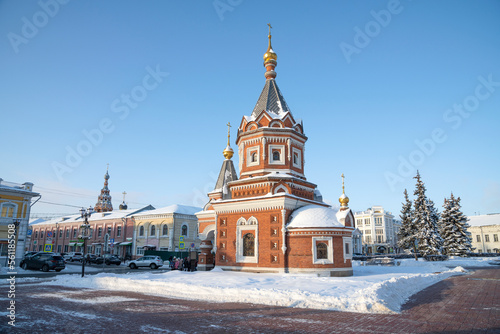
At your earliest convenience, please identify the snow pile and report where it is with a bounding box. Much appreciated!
[36,259,497,314]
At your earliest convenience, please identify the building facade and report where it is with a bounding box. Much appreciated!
[29,206,154,259]
[196,28,355,277]
[0,178,40,266]
[354,206,401,254]
[132,204,201,257]
[468,214,500,253]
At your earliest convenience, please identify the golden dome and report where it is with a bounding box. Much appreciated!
[263,23,277,63]
[263,43,277,62]
[339,173,349,207]
[223,145,234,160]
[339,193,350,207]
[223,122,233,159]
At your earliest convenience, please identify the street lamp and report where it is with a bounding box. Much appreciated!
[79,206,94,277]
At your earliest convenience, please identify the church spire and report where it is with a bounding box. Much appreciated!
[95,166,113,212]
[263,23,277,80]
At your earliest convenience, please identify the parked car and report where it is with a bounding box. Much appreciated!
[104,255,121,266]
[64,252,83,262]
[93,254,121,265]
[128,256,163,269]
[21,253,65,272]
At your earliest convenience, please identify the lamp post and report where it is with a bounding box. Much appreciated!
[79,206,94,277]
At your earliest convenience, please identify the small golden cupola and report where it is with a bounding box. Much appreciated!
[263,23,277,80]
[222,122,234,160]
[339,173,350,209]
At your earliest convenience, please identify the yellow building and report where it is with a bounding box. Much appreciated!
[132,204,200,258]
[0,178,40,266]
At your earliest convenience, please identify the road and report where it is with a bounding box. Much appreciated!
[1,267,499,333]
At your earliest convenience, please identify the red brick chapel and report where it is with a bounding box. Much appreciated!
[196,26,355,277]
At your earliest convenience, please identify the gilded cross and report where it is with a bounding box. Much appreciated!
[267,23,272,35]
[122,191,127,202]
[227,122,231,146]
[341,173,345,194]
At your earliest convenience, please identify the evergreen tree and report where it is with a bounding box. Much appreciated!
[397,189,418,260]
[440,193,473,256]
[412,171,442,257]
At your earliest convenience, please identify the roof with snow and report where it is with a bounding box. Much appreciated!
[468,213,500,227]
[134,204,201,217]
[251,78,291,118]
[287,204,344,228]
[29,206,155,225]
[214,159,238,198]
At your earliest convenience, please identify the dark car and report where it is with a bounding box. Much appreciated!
[104,255,121,266]
[94,254,121,265]
[21,253,65,272]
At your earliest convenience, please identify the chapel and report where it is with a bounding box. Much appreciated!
[196,26,355,277]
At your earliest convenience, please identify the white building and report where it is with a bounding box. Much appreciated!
[354,206,401,254]
[468,213,500,254]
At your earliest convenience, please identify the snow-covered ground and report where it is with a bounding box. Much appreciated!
[8,257,493,314]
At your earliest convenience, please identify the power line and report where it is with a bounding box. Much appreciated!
[38,200,83,208]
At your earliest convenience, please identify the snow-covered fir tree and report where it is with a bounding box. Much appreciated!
[412,171,442,257]
[440,193,473,256]
[397,189,419,260]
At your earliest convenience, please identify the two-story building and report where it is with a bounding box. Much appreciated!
[468,213,500,253]
[0,178,40,266]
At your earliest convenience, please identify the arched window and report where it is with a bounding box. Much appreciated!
[273,150,280,161]
[162,225,168,236]
[251,152,257,162]
[139,225,144,236]
[317,243,328,260]
[34,231,38,239]
[243,233,255,256]
[181,225,188,237]
[40,231,44,239]
[150,225,156,236]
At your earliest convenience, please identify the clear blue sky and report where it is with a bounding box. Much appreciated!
[1,0,499,218]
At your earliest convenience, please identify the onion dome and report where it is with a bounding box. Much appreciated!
[339,173,350,208]
[263,23,277,80]
[222,122,234,159]
[223,145,234,160]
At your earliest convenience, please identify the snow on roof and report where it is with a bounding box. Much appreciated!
[29,206,155,225]
[135,204,201,216]
[336,208,352,222]
[287,204,343,228]
[468,214,500,227]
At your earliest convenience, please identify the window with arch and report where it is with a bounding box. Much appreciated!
[150,225,156,236]
[59,229,63,238]
[73,228,77,238]
[251,152,257,162]
[40,231,44,239]
[0,203,17,218]
[316,243,328,260]
[139,225,144,237]
[66,229,69,238]
[181,225,188,237]
[272,150,280,161]
[34,230,38,239]
[243,233,255,256]
[162,225,168,236]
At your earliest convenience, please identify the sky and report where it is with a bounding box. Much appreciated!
[1,0,499,219]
